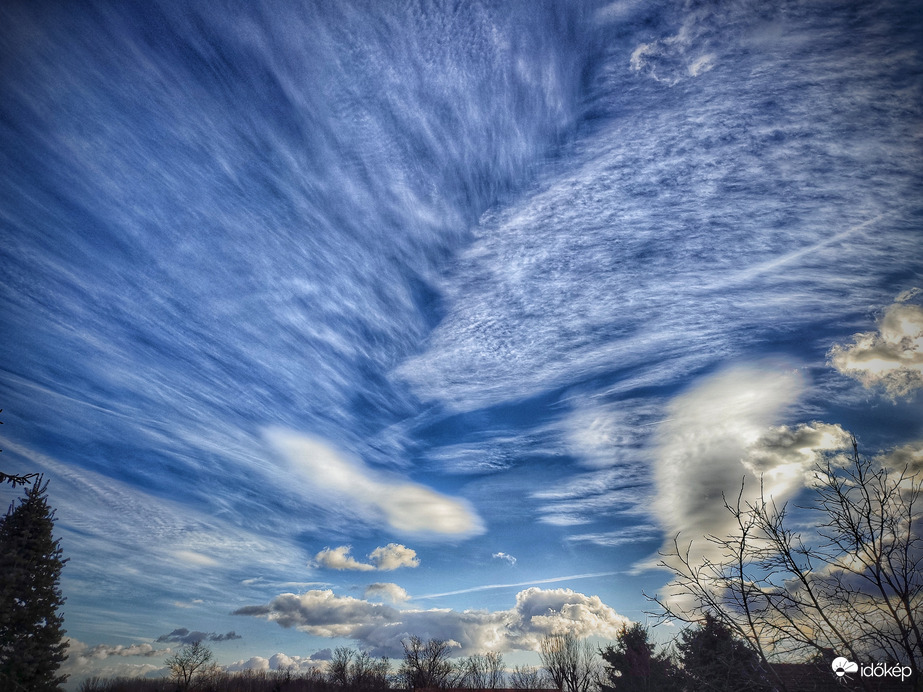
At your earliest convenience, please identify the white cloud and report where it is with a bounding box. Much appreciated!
[493,552,517,566]
[364,582,410,603]
[629,18,716,85]
[649,363,854,607]
[369,543,420,570]
[314,543,419,571]
[266,428,483,537]
[314,546,376,572]
[828,291,923,399]
[233,587,629,657]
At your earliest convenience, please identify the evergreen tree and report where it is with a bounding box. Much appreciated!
[600,623,682,692]
[0,475,68,691]
[676,613,768,692]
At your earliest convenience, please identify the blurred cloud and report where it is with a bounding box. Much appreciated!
[828,290,923,400]
[364,582,410,603]
[266,428,483,536]
[493,552,517,565]
[876,440,923,475]
[233,587,628,657]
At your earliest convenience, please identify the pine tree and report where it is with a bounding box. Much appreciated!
[0,476,68,691]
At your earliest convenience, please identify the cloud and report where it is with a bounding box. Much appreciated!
[266,429,483,537]
[233,587,629,657]
[629,17,717,85]
[369,543,420,570]
[493,552,517,566]
[156,628,242,644]
[314,546,376,572]
[314,543,419,571]
[828,291,923,399]
[877,440,923,475]
[364,582,410,603]
[61,638,170,681]
[649,363,854,605]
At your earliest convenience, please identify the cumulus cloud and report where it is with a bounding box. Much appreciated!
[233,587,628,657]
[828,291,923,399]
[493,552,517,566]
[156,628,242,644]
[650,364,854,607]
[364,582,411,603]
[314,546,376,572]
[266,428,483,536]
[61,638,170,682]
[314,543,419,571]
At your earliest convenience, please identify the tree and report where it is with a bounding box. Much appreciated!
[165,641,216,691]
[0,475,68,691]
[599,624,680,692]
[510,665,550,689]
[654,438,922,691]
[455,652,505,689]
[398,636,454,690]
[676,613,767,691]
[539,633,600,692]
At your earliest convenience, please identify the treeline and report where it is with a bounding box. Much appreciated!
[78,621,785,692]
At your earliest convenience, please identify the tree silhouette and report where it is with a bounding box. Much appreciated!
[676,613,767,691]
[599,624,680,692]
[0,475,68,691]
[165,640,216,691]
[654,438,922,690]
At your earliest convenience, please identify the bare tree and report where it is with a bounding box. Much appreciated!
[510,665,550,689]
[399,636,455,690]
[539,633,600,692]
[455,652,505,689]
[653,438,922,691]
[165,641,216,691]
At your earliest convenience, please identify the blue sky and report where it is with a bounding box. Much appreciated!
[1,0,922,684]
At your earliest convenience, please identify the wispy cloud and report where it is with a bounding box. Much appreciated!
[234,587,628,656]
[828,289,923,400]
[314,544,419,571]
[492,552,517,566]
[266,428,483,537]
[415,572,623,600]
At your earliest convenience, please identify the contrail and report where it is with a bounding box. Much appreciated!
[414,571,623,600]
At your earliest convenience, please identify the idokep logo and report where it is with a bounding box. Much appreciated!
[832,657,859,678]
[831,656,913,683]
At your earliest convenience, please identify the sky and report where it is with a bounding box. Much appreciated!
[1,0,922,685]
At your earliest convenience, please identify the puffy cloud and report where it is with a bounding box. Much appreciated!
[314,543,419,571]
[493,552,517,566]
[828,291,923,399]
[314,546,376,572]
[266,429,483,536]
[156,628,242,644]
[652,363,805,546]
[233,587,628,657]
[364,582,410,603]
[61,638,170,682]
[650,364,855,608]
[369,543,420,570]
